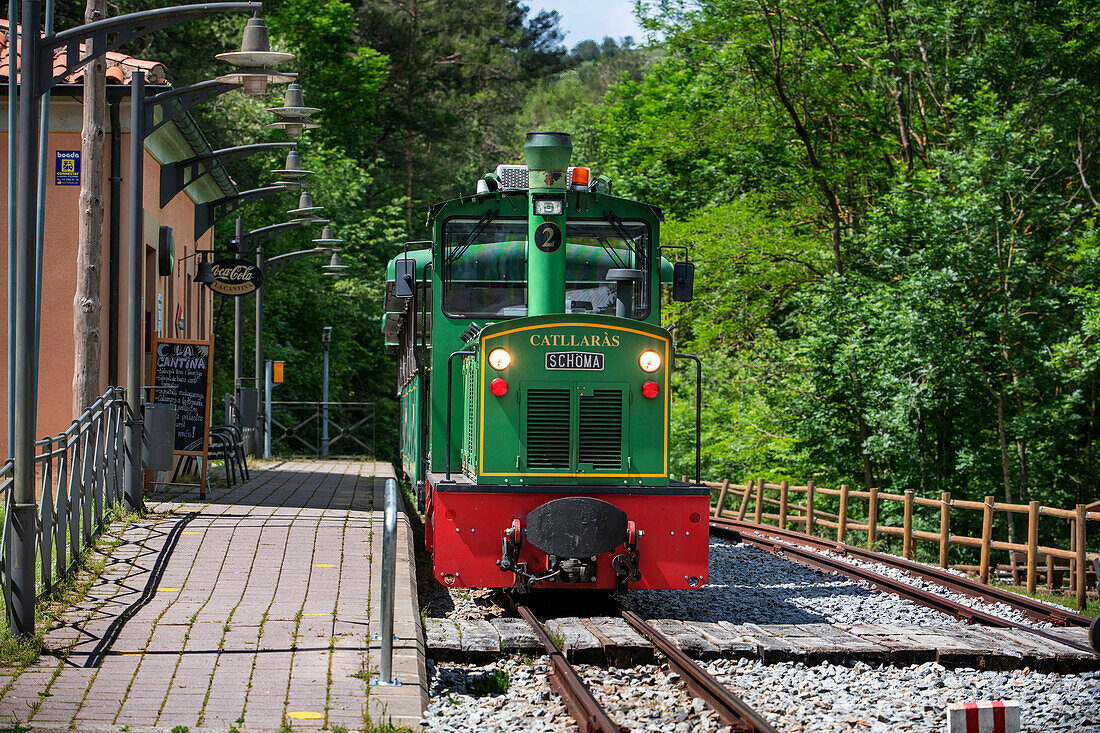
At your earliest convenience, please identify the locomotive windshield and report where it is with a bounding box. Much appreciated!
[441,218,651,319]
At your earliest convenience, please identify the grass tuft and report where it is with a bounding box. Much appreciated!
[465,668,509,697]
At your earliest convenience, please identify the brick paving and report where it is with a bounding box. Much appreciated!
[0,460,427,732]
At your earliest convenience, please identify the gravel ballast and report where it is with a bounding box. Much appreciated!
[710,658,1100,733]
[621,538,961,626]
[423,656,1100,733]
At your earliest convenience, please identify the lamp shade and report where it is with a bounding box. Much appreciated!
[288,189,323,216]
[322,250,348,278]
[268,84,321,137]
[313,225,343,246]
[216,16,295,96]
[216,16,295,69]
[272,149,314,186]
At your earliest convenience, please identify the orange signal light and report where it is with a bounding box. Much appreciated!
[572,167,590,186]
[273,361,284,384]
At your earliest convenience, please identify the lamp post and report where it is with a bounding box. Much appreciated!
[321,326,332,457]
[9,0,270,640]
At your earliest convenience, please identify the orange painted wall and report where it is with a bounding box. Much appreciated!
[0,100,215,455]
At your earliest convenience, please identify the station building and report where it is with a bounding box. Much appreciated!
[0,20,228,453]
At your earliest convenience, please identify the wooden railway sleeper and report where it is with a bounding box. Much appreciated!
[620,608,778,733]
[724,527,1099,657]
[516,605,626,733]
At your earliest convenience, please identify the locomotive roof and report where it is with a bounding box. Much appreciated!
[425,189,664,225]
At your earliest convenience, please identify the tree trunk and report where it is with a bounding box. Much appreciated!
[73,0,107,415]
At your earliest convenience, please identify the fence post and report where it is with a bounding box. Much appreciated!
[1027,500,1039,594]
[1045,554,1055,591]
[713,479,730,519]
[939,491,951,569]
[806,480,816,537]
[902,490,914,559]
[778,480,789,530]
[837,484,849,543]
[867,486,878,549]
[753,478,764,525]
[1075,504,1087,611]
[736,480,752,521]
[980,496,994,584]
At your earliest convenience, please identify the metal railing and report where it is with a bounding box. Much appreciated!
[1,387,127,624]
[268,401,375,457]
[371,477,399,686]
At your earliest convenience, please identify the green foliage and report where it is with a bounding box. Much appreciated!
[465,668,510,696]
[605,0,1100,556]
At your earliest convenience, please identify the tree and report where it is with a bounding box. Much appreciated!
[73,0,106,416]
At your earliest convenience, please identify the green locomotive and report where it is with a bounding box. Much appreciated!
[384,132,708,591]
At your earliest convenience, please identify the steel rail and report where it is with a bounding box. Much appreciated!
[712,517,1090,628]
[714,524,1098,657]
[620,609,778,733]
[515,605,624,733]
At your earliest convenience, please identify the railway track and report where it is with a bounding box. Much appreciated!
[712,519,1099,656]
[712,516,1091,627]
[516,603,778,733]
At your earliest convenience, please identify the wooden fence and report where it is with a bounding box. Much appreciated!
[705,477,1100,610]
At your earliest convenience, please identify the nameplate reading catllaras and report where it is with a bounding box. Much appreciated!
[529,332,621,347]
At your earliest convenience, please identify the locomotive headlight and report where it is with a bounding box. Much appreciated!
[488,348,511,370]
[534,198,564,216]
[639,350,662,373]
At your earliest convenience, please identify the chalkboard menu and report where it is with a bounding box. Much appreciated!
[150,336,214,455]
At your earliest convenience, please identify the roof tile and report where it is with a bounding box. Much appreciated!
[0,19,169,85]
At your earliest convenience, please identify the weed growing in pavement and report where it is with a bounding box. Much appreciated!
[280,715,292,733]
[548,629,566,650]
[0,505,148,667]
[0,718,31,732]
[170,726,189,733]
[361,699,416,733]
[466,668,510,696]
[330,725,348,733]
[227,727,239,733]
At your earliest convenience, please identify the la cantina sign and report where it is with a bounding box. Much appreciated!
[208,258,263,296]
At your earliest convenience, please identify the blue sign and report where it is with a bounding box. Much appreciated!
[55,150,80,185]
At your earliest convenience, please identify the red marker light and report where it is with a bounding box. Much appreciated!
[642,380,659,399]
[490,378,509,397]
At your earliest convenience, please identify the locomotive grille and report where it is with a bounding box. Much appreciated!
[578,390,623,471]
[526,388,571,469]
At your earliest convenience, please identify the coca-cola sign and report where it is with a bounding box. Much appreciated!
[208,258,263,296]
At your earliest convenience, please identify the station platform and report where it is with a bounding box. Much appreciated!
[0,459,427,731]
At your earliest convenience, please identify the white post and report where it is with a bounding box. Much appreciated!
[264,359,273,459]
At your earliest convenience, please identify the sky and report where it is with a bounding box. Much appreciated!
[527,0,651,47]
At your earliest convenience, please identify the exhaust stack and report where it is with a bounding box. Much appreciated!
[524,132,571,316]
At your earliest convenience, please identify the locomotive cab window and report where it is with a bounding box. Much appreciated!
[441,217,652,319]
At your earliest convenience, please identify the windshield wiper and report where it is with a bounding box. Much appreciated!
[595,235,629,269]
[602,210,647,269]
[445,208,499,267]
